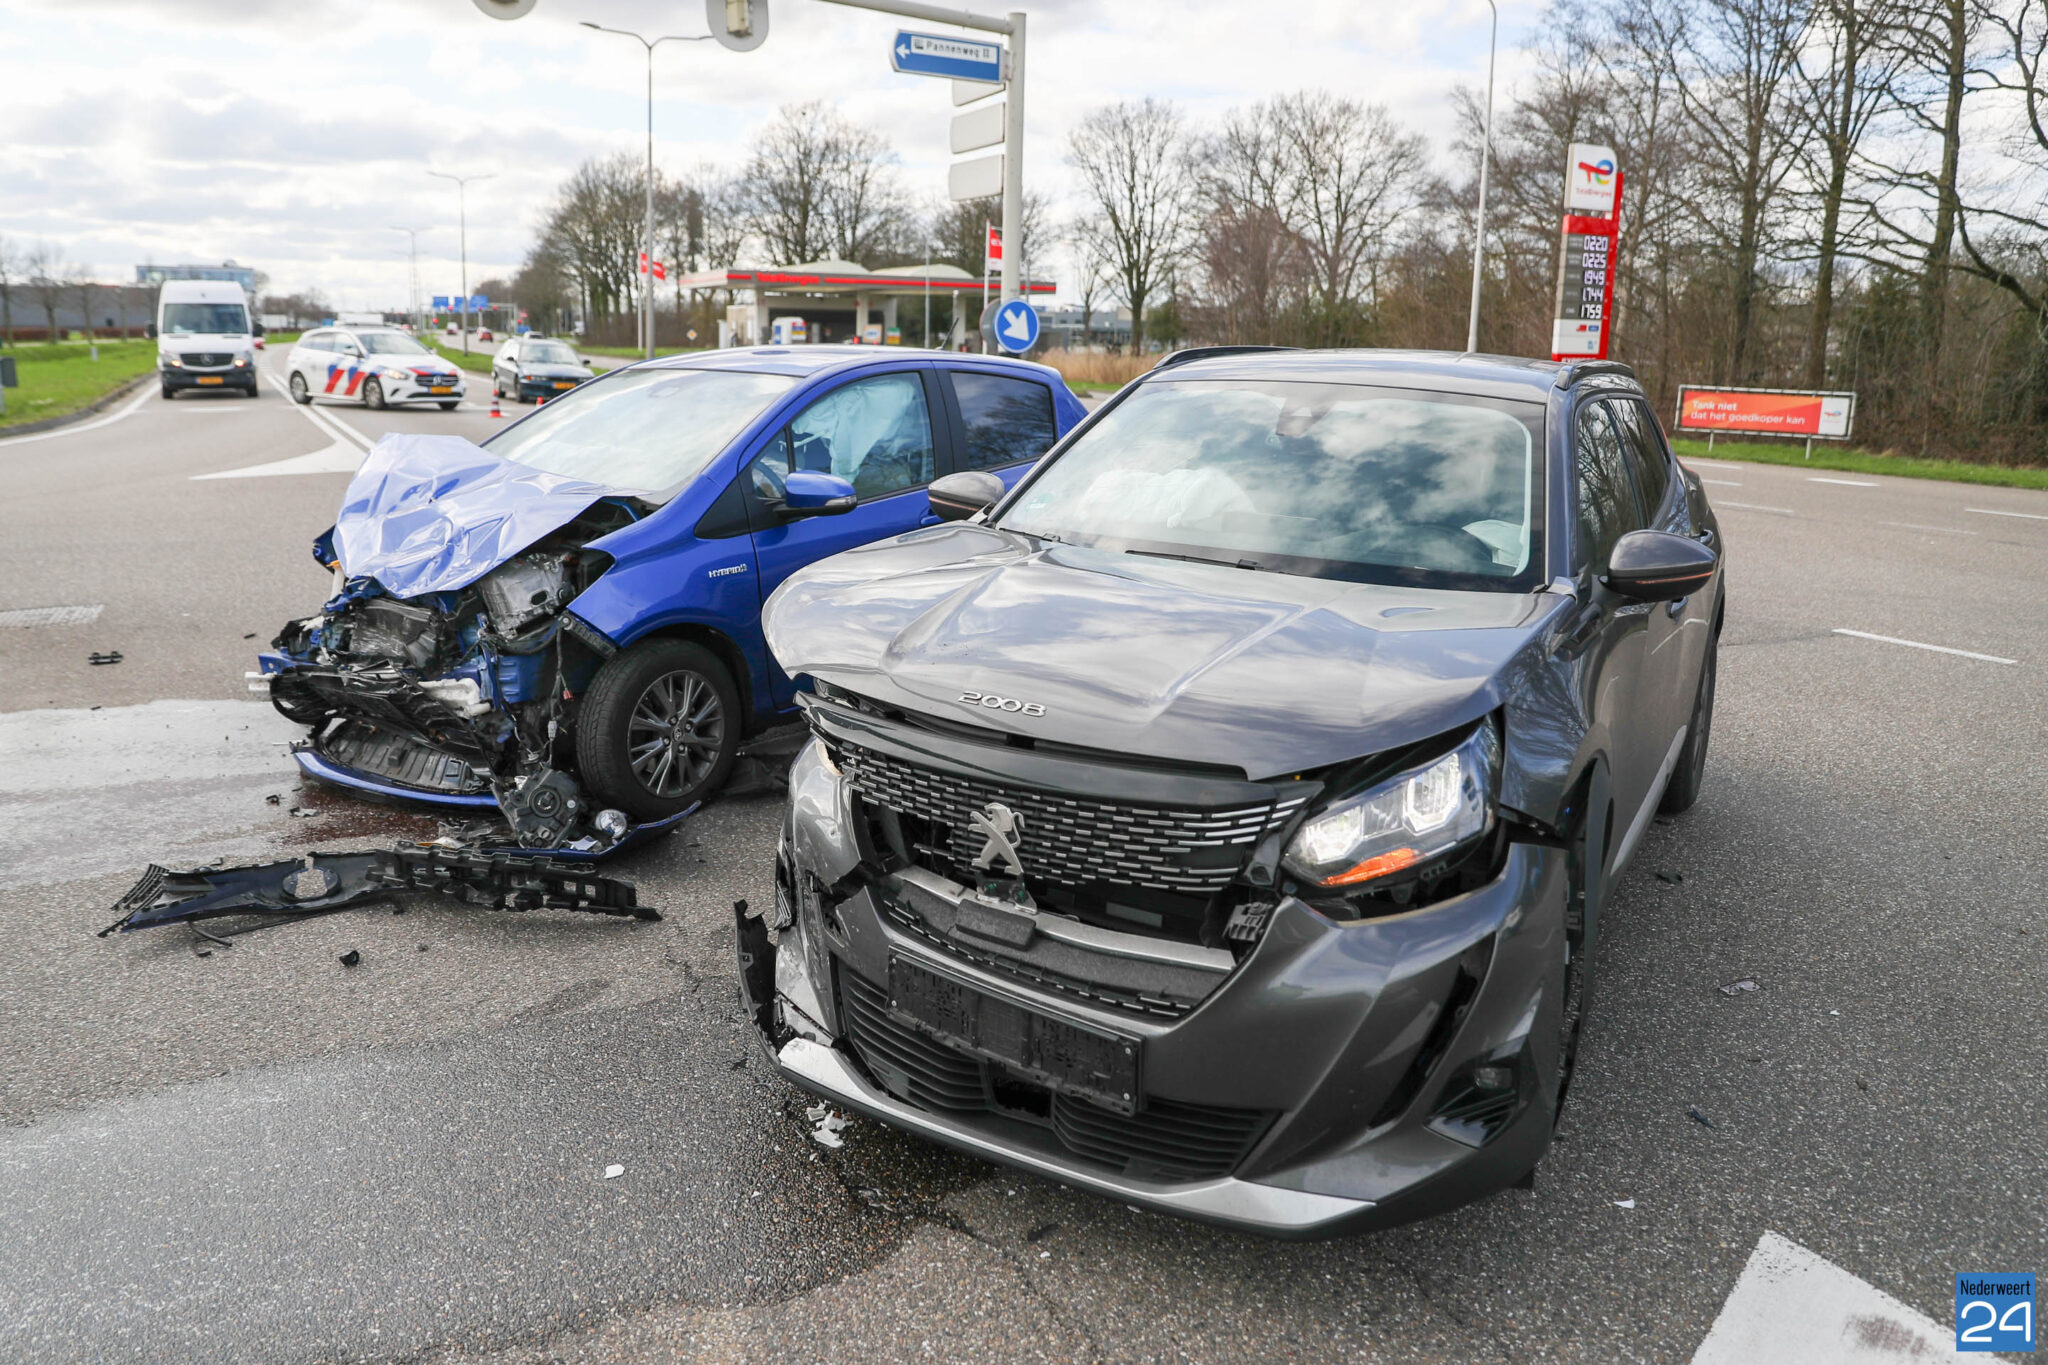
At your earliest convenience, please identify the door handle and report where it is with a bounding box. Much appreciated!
[918,514,942,527]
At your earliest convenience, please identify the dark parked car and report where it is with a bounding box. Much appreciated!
[741,348,1723,1236]
[258,347,1087,838]
[492,336,595,403]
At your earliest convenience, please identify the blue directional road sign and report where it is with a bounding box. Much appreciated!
[471,295,489,311]
[432,296,449,310]
[890,30,1003,83]
[993,298,1039,354]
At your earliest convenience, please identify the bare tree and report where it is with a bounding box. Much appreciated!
[1661,0,1814,382]
[1791,0,1898,386]
[24,243,64,341]
[537,153,644,326]
[740,103,911,265]
[1068,99,1194,353]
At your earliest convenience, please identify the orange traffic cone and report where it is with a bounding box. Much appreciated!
[489,393,503,417]
[536,395,545,407]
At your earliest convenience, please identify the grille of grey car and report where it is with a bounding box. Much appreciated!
[184,353,234,368]
[838,970,1272,1181]
[833,742,1307,894]
[878,898,1196,1019]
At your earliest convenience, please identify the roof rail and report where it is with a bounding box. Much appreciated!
[1152,345,1303,372]
[1553,358,1639,389]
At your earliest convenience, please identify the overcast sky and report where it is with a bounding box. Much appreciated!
[0,0,1530,309]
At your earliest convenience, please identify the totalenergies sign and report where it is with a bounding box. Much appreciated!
[1565,143,1619,213]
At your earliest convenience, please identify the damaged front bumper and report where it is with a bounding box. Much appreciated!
[744,738,1572,1239]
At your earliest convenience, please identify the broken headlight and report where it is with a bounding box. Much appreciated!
[1282,724,1500,890]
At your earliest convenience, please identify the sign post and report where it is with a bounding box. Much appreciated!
[1551,143,1621,361]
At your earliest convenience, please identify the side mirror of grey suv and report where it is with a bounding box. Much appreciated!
[928,470,1006,523]
[1603,529,1718,602]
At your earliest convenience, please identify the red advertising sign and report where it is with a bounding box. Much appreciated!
[1674,386,1856,439]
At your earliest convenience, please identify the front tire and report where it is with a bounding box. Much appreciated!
[575,640,740,820]
[288,372,311,405]
[160,382,175,400]
[1659,632,1718,815]
[363,378,386,410]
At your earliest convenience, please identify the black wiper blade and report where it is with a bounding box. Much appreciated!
[1123,548,1274,572]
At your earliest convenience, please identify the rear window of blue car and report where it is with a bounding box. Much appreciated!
[949,371,1058,471]
[485,367,797,502]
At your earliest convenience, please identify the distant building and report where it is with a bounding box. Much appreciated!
[135,262,260,292]
[1041,304,1132,351]
[675,258,1054,348]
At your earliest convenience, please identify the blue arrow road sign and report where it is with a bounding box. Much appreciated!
[431,296,449,309]
[890,30,1003,82]
[994,298,1039,354]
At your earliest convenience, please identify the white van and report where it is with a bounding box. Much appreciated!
[151,280,261,398]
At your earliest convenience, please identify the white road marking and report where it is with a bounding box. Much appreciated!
[0,604,103,628]
[193,374,374,479]
[0,382,155,448]
[1965,506,2048,521]
[1879,521,1977,535]
[1701,478,1742,486]
[1716,500,1795,516]
[1683,459,1744,471]
[1833,628,2017,665]
[1691,1231,1975,1364]
[1809,476,1879,487]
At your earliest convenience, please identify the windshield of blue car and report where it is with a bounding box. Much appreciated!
[524,341,578,365]
[999,379,1546,591]
[161,303,248,334]
[484,367,798,502]
[356,331,429,355]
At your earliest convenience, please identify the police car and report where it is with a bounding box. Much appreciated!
[284,325,467,410]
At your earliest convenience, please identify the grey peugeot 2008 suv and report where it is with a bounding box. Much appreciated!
[737,347,1723,1238]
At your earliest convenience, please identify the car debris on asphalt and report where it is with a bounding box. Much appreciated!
[1718,978,1759,996]
[98,846,658,937]
[87,651,123,666]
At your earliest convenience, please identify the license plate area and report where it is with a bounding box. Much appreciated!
[196,376,224,385]
[429,385,452,394]
[887,956,1141,1114]
[552,380,575,389]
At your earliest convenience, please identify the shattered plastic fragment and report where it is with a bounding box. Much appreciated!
[1718,978,1759,996]
[603,1164,624,1180]
[339,949,362,967]
[1688,1106,1717,1129]
[1614,1198,1636,1209]
[87,651,124,666]
[1654,870,1683,884]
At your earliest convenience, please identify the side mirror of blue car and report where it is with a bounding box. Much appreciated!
[781,470,858,519]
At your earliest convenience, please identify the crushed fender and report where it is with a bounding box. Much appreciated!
[99,847,655,937]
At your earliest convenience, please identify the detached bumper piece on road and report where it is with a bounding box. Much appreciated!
[744,699,1571,1239]
[98,846,656,937]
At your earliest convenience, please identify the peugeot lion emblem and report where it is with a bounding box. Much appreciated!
[968,801,1026,880]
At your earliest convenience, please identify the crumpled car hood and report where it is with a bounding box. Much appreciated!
[331,434,614,598]
[762,523,1558,780]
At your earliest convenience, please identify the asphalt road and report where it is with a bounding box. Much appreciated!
[0,363,2042,1363]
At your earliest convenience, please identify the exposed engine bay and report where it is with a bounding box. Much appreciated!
[261,497,643,850]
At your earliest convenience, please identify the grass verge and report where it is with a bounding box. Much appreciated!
[0,340,159,430]
[1672,436,2048,491]
[429,341,495,375]
[575,343,708,359]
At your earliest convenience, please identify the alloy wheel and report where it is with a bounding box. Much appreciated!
[625,669,726,797]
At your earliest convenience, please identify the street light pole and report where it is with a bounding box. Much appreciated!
[428,170,494,353]
[1465,0,1498,354]
[581,22,710,362]
[389,226,423,333]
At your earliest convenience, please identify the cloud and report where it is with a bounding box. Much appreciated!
[0,0,1523,306]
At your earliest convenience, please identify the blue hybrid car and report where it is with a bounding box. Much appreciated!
[259,346,1087,838]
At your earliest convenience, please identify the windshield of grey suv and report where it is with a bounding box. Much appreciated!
[524,341,579,365]
[484,367,797,501]
[357,331,429,355]
[161,303,249,334]
[1000,379,1544,589]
